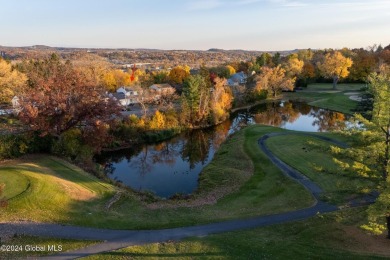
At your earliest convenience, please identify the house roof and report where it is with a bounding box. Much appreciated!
[150,83,173,89]
[229,72,247,82]
[111,92,126,100]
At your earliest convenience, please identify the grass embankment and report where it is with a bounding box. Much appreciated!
[283,83,364,114]
[0,126,313,230]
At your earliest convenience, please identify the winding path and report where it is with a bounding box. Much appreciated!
[0,132,376,259]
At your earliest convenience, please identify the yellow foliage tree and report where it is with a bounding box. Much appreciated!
[102,69,132,91]
[317,51,353,89]
[132,69,145,83]
[169,66,190,84]
[255,65,295,98]
[210,77,233,123]
[0,59,27,103]
[285,56,304,78]
[149,110,166,130]
[102,71,117,92]
[112,69,131,87]
[226,65,236,77]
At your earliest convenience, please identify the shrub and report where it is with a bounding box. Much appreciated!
[52,129,83,160]
[0,135,28,159]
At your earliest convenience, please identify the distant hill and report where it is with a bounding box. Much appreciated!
[0,45,301,68]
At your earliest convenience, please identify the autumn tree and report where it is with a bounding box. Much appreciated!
[102,71,117,92]
[332,67,390,237]
[17,55,120,138]
[317,51,353,89]
[149,110,166,130]
[226,65,236,77]
[0,58,27,104]
[169,65,190,84]
[255,65,295,98]
[112,69,132,87]
[348,49,376,82]
[127,68,145,84]
[71,52,113,86]
[378,49,390,65]
[284,54,304,79]
[297,49,314,62]
[210,77,233,124]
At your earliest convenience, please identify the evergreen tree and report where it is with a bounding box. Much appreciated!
[332,66,390,237]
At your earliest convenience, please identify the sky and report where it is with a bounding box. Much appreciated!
[0,0,389,51]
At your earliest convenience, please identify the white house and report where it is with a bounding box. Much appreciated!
[113,87,143,106]
[116,87,139,97]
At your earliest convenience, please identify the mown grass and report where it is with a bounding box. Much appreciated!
[265,134,378,204]
[0,126,313,230]
[85,208,390,260]
[0,235,99,259]
[0,156,114,224]
[283,83,364,114]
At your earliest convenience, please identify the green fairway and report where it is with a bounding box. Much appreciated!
[283,83,364,114]
[265,134,378,203]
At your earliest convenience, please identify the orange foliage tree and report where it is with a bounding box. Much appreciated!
[17,55,120,138]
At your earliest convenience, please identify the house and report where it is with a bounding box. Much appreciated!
[110,92,129,107]
[227,72,247,87]
[112,87,143,106]
[116,87,140,97]
[149,83,175,95]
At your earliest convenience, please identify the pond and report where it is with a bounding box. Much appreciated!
[96,101,348,198]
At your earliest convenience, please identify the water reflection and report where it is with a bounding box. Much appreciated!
[232,101,347,132]
[98,101,348,198]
